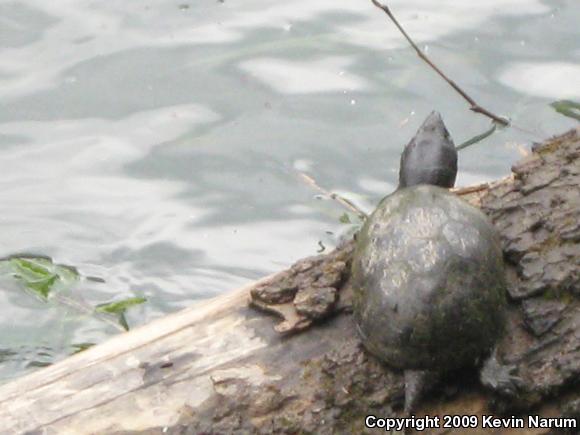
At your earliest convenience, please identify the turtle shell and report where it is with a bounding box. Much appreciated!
[352,185,506,371]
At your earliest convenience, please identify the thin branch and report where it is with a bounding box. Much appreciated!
[451,182,490,196]
[297,172,368,219]
[54,294,126,332]
[371,0,509,127]
[451,174,513,197]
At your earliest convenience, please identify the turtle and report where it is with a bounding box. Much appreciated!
[351,112,518,412]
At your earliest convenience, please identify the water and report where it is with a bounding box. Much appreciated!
[0,0,578,381]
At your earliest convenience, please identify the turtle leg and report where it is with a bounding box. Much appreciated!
[403,369,437,414]
[479,347,524,397]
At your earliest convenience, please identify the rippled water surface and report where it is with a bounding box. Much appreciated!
[0,0,578,381]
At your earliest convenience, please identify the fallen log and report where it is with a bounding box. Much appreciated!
[0,128,578,435]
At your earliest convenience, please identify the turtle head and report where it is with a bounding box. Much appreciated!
[418,111,452,142]
[398,111,458,189]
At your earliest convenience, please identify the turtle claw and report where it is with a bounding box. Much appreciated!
[480,350,524,397]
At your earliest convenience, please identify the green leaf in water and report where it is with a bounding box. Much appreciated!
[118,313,129,331]
[1,256,146,333]
[550,100,580,122]
[9,257,52,279]
[4,257,78,299]
[95,296,148,314]
[96,296,147,331]
[27,274,59,299]
[339,213,352,224]
[71,343,95,354]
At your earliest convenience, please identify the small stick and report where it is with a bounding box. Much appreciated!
[451,174,513,196]
[54,294,126,332]
[371,0,509,127]
[297,172,368,219]
[451,182,490,196]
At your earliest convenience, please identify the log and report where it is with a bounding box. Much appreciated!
[0,128,578,435]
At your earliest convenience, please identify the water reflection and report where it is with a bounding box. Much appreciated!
[500,62,580,99]
[239,56,369,93]
[0,0,578,381]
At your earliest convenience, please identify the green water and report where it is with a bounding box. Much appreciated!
[0,0,578,381]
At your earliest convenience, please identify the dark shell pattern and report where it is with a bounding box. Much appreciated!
[352,185,506,371]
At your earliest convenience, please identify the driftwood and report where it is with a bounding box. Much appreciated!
[0,129,578,434]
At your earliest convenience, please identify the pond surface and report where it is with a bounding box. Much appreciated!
[0,0,578,381]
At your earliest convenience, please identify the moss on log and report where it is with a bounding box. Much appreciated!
[0,128,578,435]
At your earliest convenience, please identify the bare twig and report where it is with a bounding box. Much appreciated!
[297,172,368,219]
[451,174,513,196]
[451,182,490,196]
[54,294,126,332]
[371,0,509,126]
